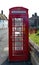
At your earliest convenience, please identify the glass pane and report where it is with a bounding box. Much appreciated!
[12,37,15,41]
[15,41,23,47]
[12,27,15,31]
[15,47,23,50]
[15,32,23,36]
[15,37,23,41]
[12,19,15,26]
[12,32,15,36]
[15,18,23,26]
[15,32,20,36]
[15,27,22,32]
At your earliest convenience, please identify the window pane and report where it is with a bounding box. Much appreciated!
[12,32,14,36]
[15,41,23,47]
[15,27,22,32]
[12,27,15,31]
[12,37,15,41]
[12,19,15,26]
[12,18,23,52]
[15,32,23,36]
[15,47,23,50]
[15,37,23,41]
[15,18,23,26]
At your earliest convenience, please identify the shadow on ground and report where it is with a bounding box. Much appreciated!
[1,58,32,65]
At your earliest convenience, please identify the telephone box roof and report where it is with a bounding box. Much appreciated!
[9,7,28,11]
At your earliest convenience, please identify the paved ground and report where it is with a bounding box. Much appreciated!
[0,28,8,65]
[1,58,32,65]
[0,28,32,65]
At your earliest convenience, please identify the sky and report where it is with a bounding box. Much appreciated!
[0,0,39,18]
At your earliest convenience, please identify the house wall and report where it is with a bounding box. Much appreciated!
[0,20,8,29]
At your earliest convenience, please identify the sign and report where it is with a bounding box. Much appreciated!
[12,11,26,14]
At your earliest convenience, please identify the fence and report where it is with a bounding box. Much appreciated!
[29,39,39,65]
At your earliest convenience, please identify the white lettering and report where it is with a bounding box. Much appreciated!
[12,11,26,14]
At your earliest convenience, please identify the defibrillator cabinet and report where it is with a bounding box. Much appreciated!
[8,7,29,61]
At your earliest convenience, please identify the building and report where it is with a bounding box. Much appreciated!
[0,10,7,20]
[0,10,8,28]
[29,13,39,29]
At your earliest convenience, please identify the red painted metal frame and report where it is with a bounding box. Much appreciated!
[8,7,29,61]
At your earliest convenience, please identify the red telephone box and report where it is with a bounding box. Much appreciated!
[8,7,29,61]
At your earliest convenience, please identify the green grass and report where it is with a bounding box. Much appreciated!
[29,31,39,45]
